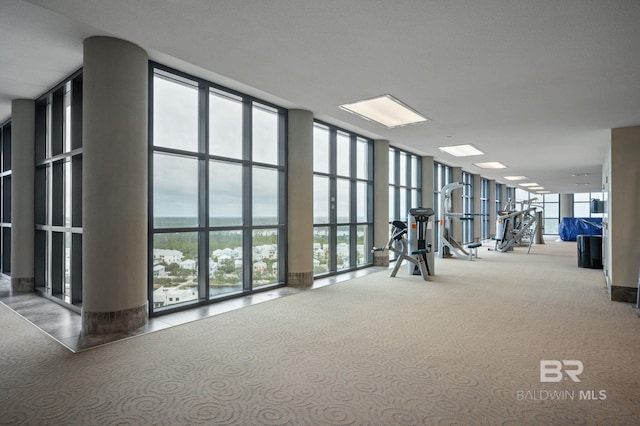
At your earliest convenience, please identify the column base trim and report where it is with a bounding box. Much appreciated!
[609,285,638,303]
[11,277,35,293]
[287,271,314,288]
[82,303,148,335]
[373,252,389,267]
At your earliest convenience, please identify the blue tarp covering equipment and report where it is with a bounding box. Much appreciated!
[559,218,603,241]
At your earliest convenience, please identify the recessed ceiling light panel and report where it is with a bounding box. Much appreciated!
[438,144,484,157]
[519,182,539,187]
[473,161,508,169]
[339,94,429,128]
[504,176,528,181]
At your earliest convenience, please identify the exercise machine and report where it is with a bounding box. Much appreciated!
[372,207,435,281]
[494,199,539,253]
[438,182,481,260]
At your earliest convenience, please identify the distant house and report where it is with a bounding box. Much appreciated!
[181,259,197,270]
[153,249,183,264]
[253,261,267,273]
[153,264,166,277]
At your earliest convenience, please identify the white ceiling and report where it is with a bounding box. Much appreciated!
[3,0,640,194]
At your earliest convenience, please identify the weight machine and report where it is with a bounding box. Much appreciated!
[372,207,435,281]
[438,182,479,260]
[494,199,539,253]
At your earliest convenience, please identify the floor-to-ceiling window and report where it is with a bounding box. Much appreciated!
[496,183,503,213]
[574,192,604,218]
[0,120,10,276]
[433,162,452,252]
[480,178,489,240]
[388,147,422,222]
[388,147,421,260]
[150,64,286,314]
[461,172,473,244]
[542,193,560,235]
[35,71,83,308]
[313,122,373,276]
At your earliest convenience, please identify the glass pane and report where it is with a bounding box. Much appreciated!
[412,189,420,209]
[209,90,243,159]
[356,139,368,179]
[400,189,407,220]
[337,226,350,270]
[152,232,199,309]
[357,224,370,266]
[64,90,71,153]
[64,160,71,226]
[253,229,279,287]
[153,153,199,228]
[574,203,590,217]
[544,219,559,234]
[356,181,368,222]
[253,167,278,225]
[64,232,71,297]
[411,156,419,187]
[209,161,242,226]
[544,202,559,218]
[399,152,407,186]
[252,104,279,165]
[210,230,243,297]
[336,132,350,176]
[389,186,396,221]
[313,175,329,224]
[313,227,329,275]
[574,192,590,202]
[313,125,329,173]
[389,149,396,185]
[544,193,559,202]
[515,188,529,201]
[153,75,199,152]
[336,178,350,223]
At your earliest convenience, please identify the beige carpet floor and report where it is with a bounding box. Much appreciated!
[1,240,639,425]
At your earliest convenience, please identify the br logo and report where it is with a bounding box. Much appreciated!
[540,360,584,382]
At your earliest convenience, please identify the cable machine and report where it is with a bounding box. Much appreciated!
[438,182,478,259]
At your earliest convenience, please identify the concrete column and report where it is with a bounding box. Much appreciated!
[421,156,435,274]
[373,140,389,266]
[287,109,314,286]
[559,194,574,219]
[10,100,35,293]
[605,126,640,302]
[421,156,434,208]
[488,180,496,239]
[82,36,148,334]
[473,174,482,242]
[499,185,507,211]
[451,167,463,242]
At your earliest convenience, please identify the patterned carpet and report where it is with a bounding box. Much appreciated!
[1,240,639,425]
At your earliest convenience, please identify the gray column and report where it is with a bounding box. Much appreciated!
[499,185,507,211]
[287,109,314,286]
[82,36,148,334]
[559,194,574,219]
[488,179,496,239]
[606,126,640,302]
[421,156,435,273]
[421,156,434,208]
[373,139,389,266]
[472,174,482,242]
[10,99,35,293]
[451,167,463,242]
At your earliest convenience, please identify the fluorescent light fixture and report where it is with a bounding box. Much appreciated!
[519,182,539,187]
[473,161,508,169]
[536,190,551,194]
[339,94,429,128]
[528,186,544,190]
[438,144,484,157]
[503,176,528,181]
[572,173,590,177]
